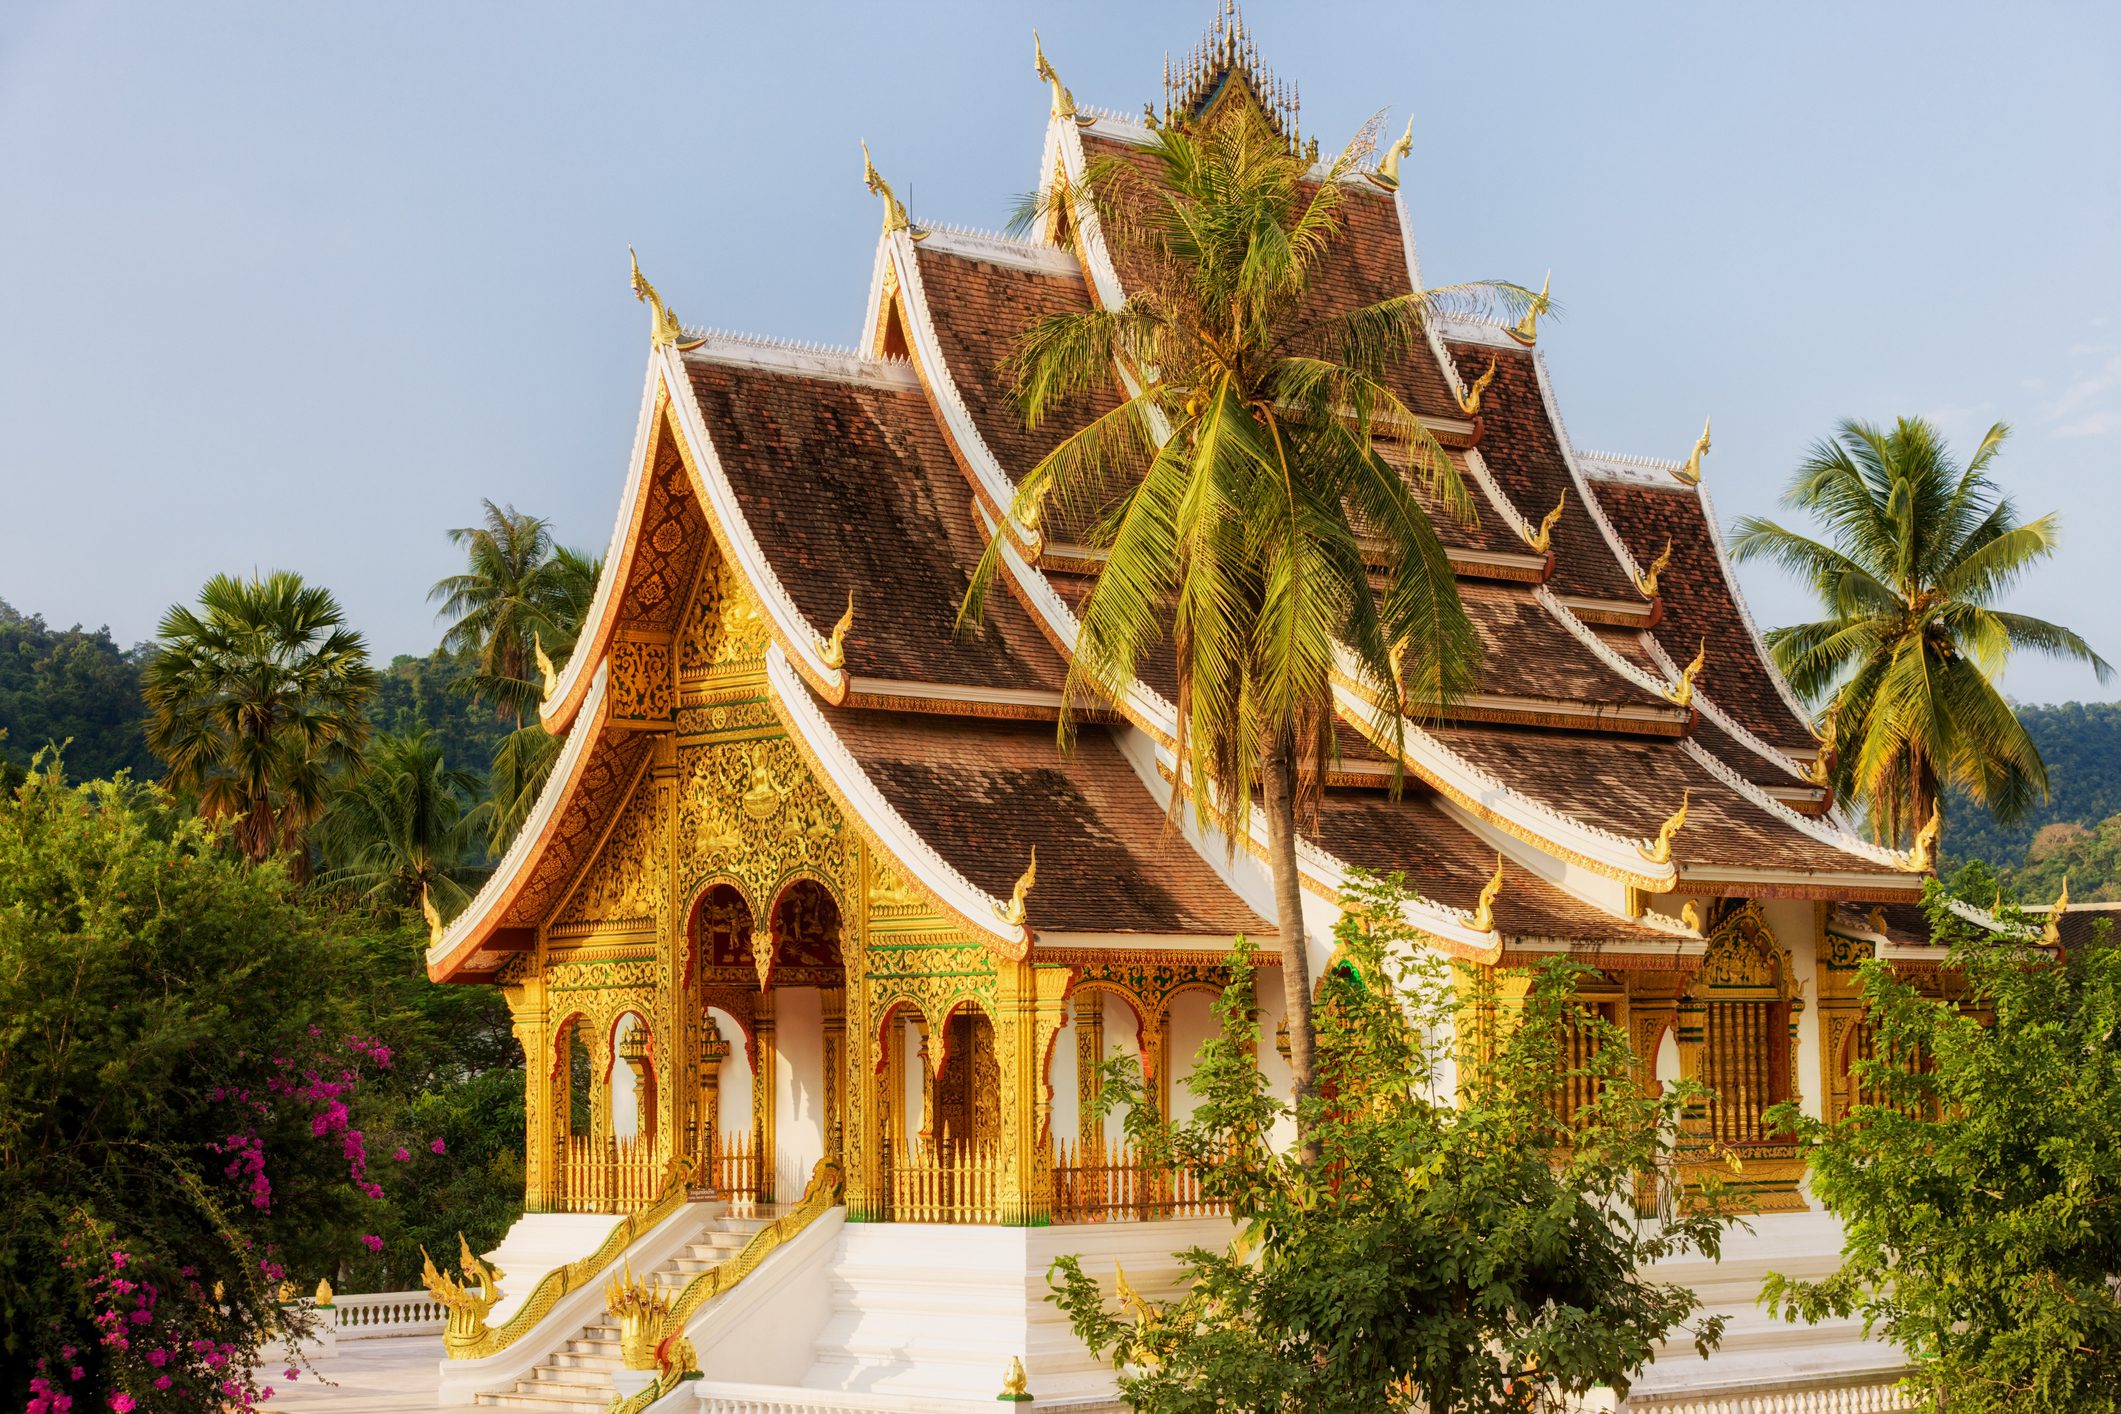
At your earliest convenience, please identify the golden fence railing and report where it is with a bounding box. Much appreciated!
[1050,1139,1227,1224]
[703,1130,759,1209]
[882,1139,1003,1224]
[560,1135,664,1214]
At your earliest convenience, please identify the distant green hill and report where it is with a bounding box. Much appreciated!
[0,597,158,783]
[1944,701,2121,873]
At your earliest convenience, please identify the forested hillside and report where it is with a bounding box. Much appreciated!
[0,597,157,782]
[1946,701,2121,873]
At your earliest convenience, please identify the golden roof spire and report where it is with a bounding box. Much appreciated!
[1908,808,1941,875]
[998,846,1037,927]
[861,141,914,237]
[1453,354,1496,418]
[1507,271,1551,346]
[1674,416,1712,486]
[1368,115,1414,191]
[1633,537,1673,599]
[1666,639,1706,709]
[818,590,855,670]
[533,630,558,703]
[1638,790,1690,866]
[1032,31,1077,119]
[1469,854,1505,933]
[2042,875,2070,945]
[1525,489,1565,554]
[421,883,444,948]
[629,246,706,352]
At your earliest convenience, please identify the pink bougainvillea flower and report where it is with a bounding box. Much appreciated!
[430,1138,447,1155]
[152,1378,171,1393]
[109,1394,135,1413]
[394,1148,410,1163]
[361,1234,383,1252]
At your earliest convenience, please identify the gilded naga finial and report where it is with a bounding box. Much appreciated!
[818,590,855,670]
[1033,31,1077,120]
[1508,271,1551,346]
[1368,114,1414,191]
[533,630,558,703]
[421,883,444,948]
[1666,639,1706,709]
[998,846,1038,927]
[1867,904,1890,936]
[1469,853,1505,933]
[422,1236,505,1357]
[1679,899,1702,933]
[1638,790,1690,866]
[2043,875,2070,945]
[1674,416,1711,486]
[1524,490,1565,554]
[604,1260,675,1371]
[629,246,706,352]
[862,141,914,237]
[1454,355,1497,418]
[1633,538,1673,599]
[1113,1260,1160,1331]
[1908,808,1941,875]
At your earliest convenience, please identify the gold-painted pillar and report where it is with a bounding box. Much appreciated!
[821,985,846,1163]
[1075,991,1104,1149]
[698,1014,728,1163]
[914,1019,937,1147]
[995,962,1069,1226]
[652,734,686,1181]
[752,988,777,1205]
[506,972,553,1212]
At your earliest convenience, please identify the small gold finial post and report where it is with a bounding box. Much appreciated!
[314,1276,334,1306]
[1679,899,1702,933]
[629,246,706,352]
[1674,416,1712,486]
[1508,271,1550,346]
[998,847,1038,927]
[861,141,912,236]
[1908,808,1941,875]
[1666,639,1706,709]
[1633,538,1673,599]
[1454,355,1497,418]
[1525,490,1565,554]
[1469,853,1505,933]
[1368,114,1414,191]
[999,1355,1034,1402]
[2043,875,2070,945]
[1033,31,1076,119]
[818,590,855,670]
[1638,790,1690,866]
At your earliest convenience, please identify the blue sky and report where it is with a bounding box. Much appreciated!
[2,1,2117,703]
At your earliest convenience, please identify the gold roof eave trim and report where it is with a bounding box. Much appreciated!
[764,643,1032,959]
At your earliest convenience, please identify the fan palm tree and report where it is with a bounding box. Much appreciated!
[964,105,1529,1113]
[1733,417,2110,848]
[143,571,377,869]
[317,729,489,915]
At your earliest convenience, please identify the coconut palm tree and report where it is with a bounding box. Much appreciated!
[431,501,568,726]
[143,571,377,869]
[1733,417,2110,848]
[964,105,1527,1113]
[317,729,488,915]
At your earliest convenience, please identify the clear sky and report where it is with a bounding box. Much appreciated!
[2,2,2116,703]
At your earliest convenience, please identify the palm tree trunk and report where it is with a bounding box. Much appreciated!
[1260,738,1319,1156]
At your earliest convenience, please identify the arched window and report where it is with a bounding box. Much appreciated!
[1694,903,1795,1147]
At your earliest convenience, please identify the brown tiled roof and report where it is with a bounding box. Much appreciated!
[1310,790,1674,945]
[1592,477,1817,753]
[1444,342,1640,605]
[1830,900,1936,948]
[1427,724,1893,877]
[683,356,1065,695]
[2030,904,2121,951]
[819,705,1269,936]
[1459,585,1666,711]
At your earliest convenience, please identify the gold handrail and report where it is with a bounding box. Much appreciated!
[657,1157,844,1338]
[436,1158,695,1360]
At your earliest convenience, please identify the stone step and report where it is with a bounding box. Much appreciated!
[547,1351,623,1373]
[520,1372,612,1397]
[474,1391,611,1414]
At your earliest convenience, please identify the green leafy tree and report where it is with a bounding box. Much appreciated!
[966,105,1528,1109]
[1733,419,2110,847]
[316,729,489,916]
[0,759,446,1408]
[1051,875,1733,1413]
[1764,886,2121,1412]
[142,571,377,869]
[429,502,600,727]
[0,598,158,782]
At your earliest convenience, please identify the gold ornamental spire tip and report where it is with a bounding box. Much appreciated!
[421,883,444,948]
[2043,875,2070,945]
[1638,789,1690,866]
[1525,489,1565,555]
[998,846,1038,927]
[1453,354,1497,418]
[1674,416,1712,486]
[818,590,855,671]
[861,141,914,237]
[533,630,558,703]
[1368,114,1414,191]
[628,246,705,351]
[1633,537,1673,599]
[1508,271,1551,346]
[1666,639,1705,709]
[1032,30,1076,120]
[1908,808,1941,875]
[1469,853,1505,934]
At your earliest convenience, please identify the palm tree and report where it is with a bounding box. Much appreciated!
[317,729,489,915]
[964,105,1526,1114]
[1733,417,2110,847]
[143,571,377,869]
[430,501,565,726]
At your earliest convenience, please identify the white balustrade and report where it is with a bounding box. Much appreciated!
[329,1289,446,1339]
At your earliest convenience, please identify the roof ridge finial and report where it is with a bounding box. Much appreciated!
[860,140,918,239]
[629,246,705,351]
[1507,270,1551,346]
[1674,416,1712,486]
[1032,30,1077,120]
[1368,114,1415,191]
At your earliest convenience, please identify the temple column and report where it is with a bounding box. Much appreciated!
[506,973,554,1212]
[753,989,778,1205]
[1075,991,1104,1148]
[996,961,1069,1226]
[821,986,846,1163]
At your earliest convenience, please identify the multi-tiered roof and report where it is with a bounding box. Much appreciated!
[428,14,1932,987]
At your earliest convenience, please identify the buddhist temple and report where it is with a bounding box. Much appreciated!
[420,10,1963,1408]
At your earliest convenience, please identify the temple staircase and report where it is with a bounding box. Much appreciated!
[472,1212,771,1414]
